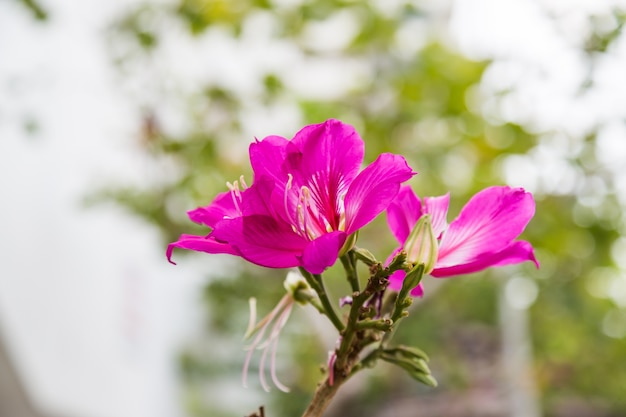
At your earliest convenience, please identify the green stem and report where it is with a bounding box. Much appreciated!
[308,298,326,315]
[298,268,345,332]
[340,252,360,293]
[335,273,387,369]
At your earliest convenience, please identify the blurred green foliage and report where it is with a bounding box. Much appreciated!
[17,0,48,20]
[101,1,626,416]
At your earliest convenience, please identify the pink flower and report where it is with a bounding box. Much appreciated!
[168,119,415,273]
[386,186,538,296]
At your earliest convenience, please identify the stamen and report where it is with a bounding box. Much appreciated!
[242,295,291,390]
[283,174,299,229]
[227,181,242,214]
[239,175,248,190]
[244,298,257,339]
[300,187,311,238]
[267,304,293,392]
[257,303,293,392]
[258,342,271,392]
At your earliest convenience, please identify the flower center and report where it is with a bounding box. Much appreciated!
[283,174,333,240]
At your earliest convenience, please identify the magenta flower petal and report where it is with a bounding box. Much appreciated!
[170,120,415,274]
[249,135,289,185]
[211,215,308,269]
[422,194,450,239]
[411,283,425,297]
[385,185,537,296]
[386,188,448,244]
[436,186,535,270]
[287,119,364,188]
[387,270,425,297]
[167,234,239,264]
[300,231,348,274]
[187,191,241,228]
[386,186,422,244]
[285,120,365,231]
[432,240,538,277]
[345,153,415,233]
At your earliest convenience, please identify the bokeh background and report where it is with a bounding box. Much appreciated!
[2,0,626,416]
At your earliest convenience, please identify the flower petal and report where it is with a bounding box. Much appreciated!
[167,234,239,264]
[422,194,450,239]
[432,240,538,277]
[249,135,289,185]
[387,269,425,297]
[187,191,241,228]
[344,153,415,233]
[387,186,422,244]
[300,231,347,274]
[437,186,535,269]
[286,119,365,231]
[211,215,308,269]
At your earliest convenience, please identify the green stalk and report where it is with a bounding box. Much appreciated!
[298,268,345,332]
[340,251,360,292]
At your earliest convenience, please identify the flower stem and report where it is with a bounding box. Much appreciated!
[335,273,387,370]
[340,252,360,293]
[301,340,366,417]
[298,268,345,332]
[300,371,345,417]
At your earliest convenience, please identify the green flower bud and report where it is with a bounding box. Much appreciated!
[353,247,377,266]
[404,214,438,274]
[284,271,315,305]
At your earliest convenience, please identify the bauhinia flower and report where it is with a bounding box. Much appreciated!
[167,119,415,273]
[386,185,538,296]
[243,271,316,392]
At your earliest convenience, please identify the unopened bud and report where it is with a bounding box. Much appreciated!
[404,214,438,274]
[284,271,315,305]
[353,247,377,266]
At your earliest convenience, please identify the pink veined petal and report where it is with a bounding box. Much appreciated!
[437,186,535,268]
[240,177,304,233]
[285,119,365,231]
[300,231,348,274]
[344,153,416,234]
[166,234,239,264]
[386,186,422,244]
[422,194,450,239]
[187,190,241,228]
[211,215,308,269]
[432,240,538,277]
[386,269,425,298]
[239,177,280,217]
[249,135,290,185]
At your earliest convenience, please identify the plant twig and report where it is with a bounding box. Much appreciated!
[299,268,345,332]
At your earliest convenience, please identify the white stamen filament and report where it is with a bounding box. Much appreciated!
[283,174,298,227]
[269,315,291,392]
[242,294,293,392]
[244,298,258,339]
[226,180,243,214]
[300,186,314,239]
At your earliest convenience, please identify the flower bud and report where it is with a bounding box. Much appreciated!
[284,271,315,305]
[404,214,438,274]
[353,247,377,266]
